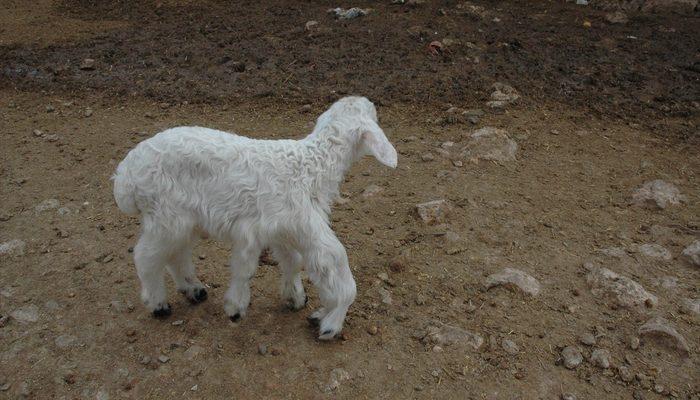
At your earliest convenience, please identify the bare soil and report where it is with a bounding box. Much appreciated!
[0,1,698,399]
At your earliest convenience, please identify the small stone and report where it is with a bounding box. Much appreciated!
[96,388,109,400]
[258,344,268,355]
[362,184,383,198]
[84,107,93,117]
[633,389,645,400]
[389,257,406,273]
[421,153,435,162]
[605,11,628,23]
[190,385,198,391]
[632,180,684,209]
[171,320,184,326]
[305,20,319,31]
[486,82,520,108]
[461,127,518,162]
[681,240,700,266]
[367,325,378,335]
[270,346,283,356]
[629,336,640,350]
[139,356,151,365]
[415,200,452,225]
[680,298,700,315]
[46,105,55,113]
[0,239,26,256]
[10,305,39,323]
[415,293,426,305]
[126,329,136,337]
[561,346,583,369]
[579,332,596,346]
[326,368,351,391]
[101,254,114,263]
[501,339,519,355]
[561,394,576,400]
[585,263,657,309]
[157,355,170,363]
[422,323,483,350]
[591,349,611,369]
[378,287,392,305]
[55,334,77,348]
[183,345,203,360]
[653,384,663,394]
[300,104,312,113]
[638,317,690,356]
[484,267,541,296]
[79,58,96,70]
[618,365,634,382]
[636,243,672,260]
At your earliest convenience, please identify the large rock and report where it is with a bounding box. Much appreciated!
[681,240,700,266]
[415,200,452,225]
[461,127,518,162]
[638,317,690,357]
[422,323,484,350]
[485,268,541,296]
[631,180,683,209]
[585,263,657,309]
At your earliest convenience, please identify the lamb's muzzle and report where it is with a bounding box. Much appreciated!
[112,96,397,340]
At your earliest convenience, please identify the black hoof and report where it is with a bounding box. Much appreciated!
[304,295,309,305]
[152,304,172,318]
[321,330,333,336]
[189,288,208,304]
[307,316,320,327]
[230,313,241,323]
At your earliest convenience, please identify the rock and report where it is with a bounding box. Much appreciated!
[377,287,392,305]
[655,276,678,290]
[420,153,435,162]
[362,184,383,198]
[305,20,319,31]
[35,199,60,212]
[326,368,351,391]
[422,323,484,350]
[46,104,55,113]
[605,11,628,23]
[96,388,109,400]
[367,325,379,335]
[618,365,634,382]
[584,263,657,309]
[55,334,77,348]
[680,298,699,315]
[258,344,268,355]
[84,107,93,117]
[561,346,583,369]
[79,58,96,70]
[635,243,672,260]
[561,394,576,400]
[631,180,684,209]
[171,320,184,326]
[10,305,39,323]
[598,246,628,258]
[415,200,452,225]
[681,240,700,266]
[461,127,518,162]
[591,349,611,368]
[638,317,690,356]
[300,104,312,113]
[0,239,26,256]
[139,355,151,365]
[484,267,541,296]
[629,336,640,350]
[110,300,127,313]
[190,385,198,391]
[501,339,520,355]
[270,346,283,356]
[486,82,520,108]
[184,345,203,360]
[0,316,8,327]
[328,7,370,19]
[388,257,406,273]
[579,332,596,346]
[157,355,170,363]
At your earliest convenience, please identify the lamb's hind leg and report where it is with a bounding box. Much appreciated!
[167,243,207,304]
[224,243,262,322]
[134,232,174,318]
[272,245,307,311]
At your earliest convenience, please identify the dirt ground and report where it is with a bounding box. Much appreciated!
[1,1,698,399]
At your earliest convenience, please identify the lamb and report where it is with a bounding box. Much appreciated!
[112,96,397,340]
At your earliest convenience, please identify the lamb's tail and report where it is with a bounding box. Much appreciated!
[112,161,139,216]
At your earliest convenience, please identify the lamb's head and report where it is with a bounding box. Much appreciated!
[312,96,398,168]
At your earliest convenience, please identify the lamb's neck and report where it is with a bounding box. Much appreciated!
[301,134,356,214]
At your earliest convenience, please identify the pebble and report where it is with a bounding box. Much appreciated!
[561,346,583,369]
[460,127,518,162]
[190,385,198,391]
[362,184,383,198]
[367,325,379,335]
[486,82,520,108]
[139,356,151,365]
[632,180,684,209]
[591,349,611,369]
[681,240,700,266]
[605,11,628,23]
[415,200,452,225]
[0,239,26,256]
[501,339,519,355]
[10,305,39,323]
[388,257,406,273]
[79,58,96,70]
[420,153,435,162]
[183,345,203,360]
[579,332,596,346]
[680,298,699,315]
[584,262,657,308]
[157,355,170,363]
[0,316,8,327]
[638,317,690,356]
[300,104,312,113]
[432,345,444,353]
[35,199,60,212]
[561,394,576,400]
[84,107,93,117]
[484,267,541,296]
[270,346,283,356]
[636,243,672,260]
[171,320,184,326]
[629,336,640,350]
[55,334,77,348]
[46,105,55,113]
[326,368,351,391]
[258,344,268,355]
[377,287,392,305]
[422,323,483,350]
[305,20,318,31]
[618,365,634,382]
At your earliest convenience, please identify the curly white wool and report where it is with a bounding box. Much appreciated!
[113,96,397,339]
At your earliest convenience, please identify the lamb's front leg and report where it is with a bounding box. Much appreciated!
[303,225,357,340]
[224,245,261,322]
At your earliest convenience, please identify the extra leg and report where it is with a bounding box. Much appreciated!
[271,245,307,311]
[134,232,174,318]
[167,244,207,304]
[224,244,262,322]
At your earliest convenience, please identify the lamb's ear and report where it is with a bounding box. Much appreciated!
[360,121,398,168]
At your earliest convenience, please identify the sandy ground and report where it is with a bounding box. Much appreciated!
[1,1,698,399]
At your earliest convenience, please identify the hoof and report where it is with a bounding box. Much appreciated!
[304,295,309,305]
[152,304,172,319]
[307,315,320,327]
[230,313,241,323]
[189,288,208,304]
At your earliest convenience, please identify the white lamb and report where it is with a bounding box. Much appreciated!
[113,96,397,339]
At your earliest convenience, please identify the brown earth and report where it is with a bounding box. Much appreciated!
[0,1,699,399]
